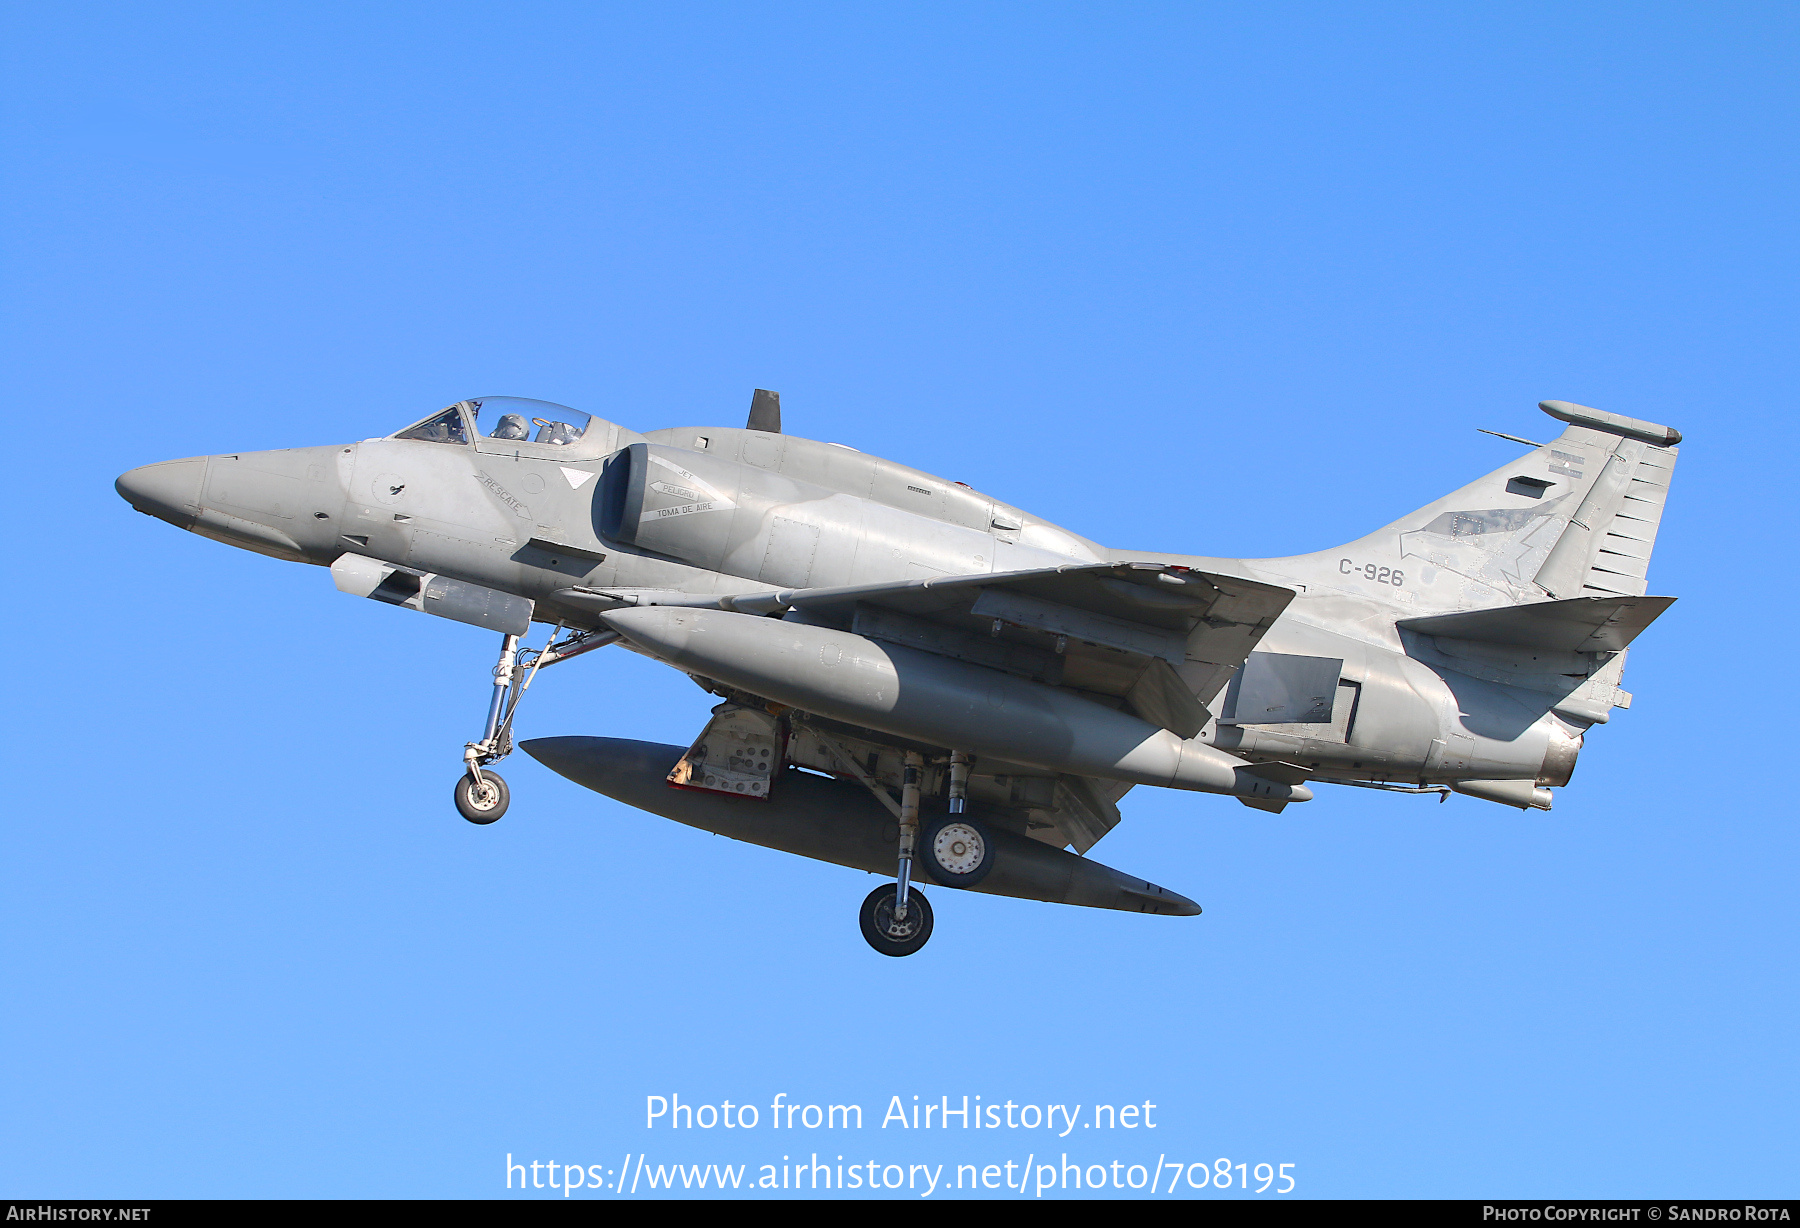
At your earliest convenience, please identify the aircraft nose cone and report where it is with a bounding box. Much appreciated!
[116,458,205,526]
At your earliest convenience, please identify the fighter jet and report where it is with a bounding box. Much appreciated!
[115,391,1680,955]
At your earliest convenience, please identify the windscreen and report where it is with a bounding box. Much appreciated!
[394,406,470,445]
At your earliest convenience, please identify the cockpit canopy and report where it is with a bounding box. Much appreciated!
[394,397,593,448]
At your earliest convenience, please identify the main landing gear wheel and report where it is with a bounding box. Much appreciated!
[455,771,509,824]
[859,884,933,957]
[922,815,994,888]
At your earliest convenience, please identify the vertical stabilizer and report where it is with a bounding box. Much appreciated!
[1259,401,1680,613]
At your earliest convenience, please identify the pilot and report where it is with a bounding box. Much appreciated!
[491,413,529,441]
[533,419,584,445]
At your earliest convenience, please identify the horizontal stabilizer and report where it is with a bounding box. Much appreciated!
[1397,594,1675,653]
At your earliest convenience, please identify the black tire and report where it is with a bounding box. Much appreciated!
[455,770,509,824]
[859,884,933,957]
[921,815,994,888]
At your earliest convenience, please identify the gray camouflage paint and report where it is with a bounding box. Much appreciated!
[116,395,1680,899]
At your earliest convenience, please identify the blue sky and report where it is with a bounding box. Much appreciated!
[2,2,1794,1199]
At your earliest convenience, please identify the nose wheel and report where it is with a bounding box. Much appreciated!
[454,770,509,824]
[452,626,619,823]
[859,884,933,956]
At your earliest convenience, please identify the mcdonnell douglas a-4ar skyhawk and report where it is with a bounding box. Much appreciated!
[117,392,1680,954]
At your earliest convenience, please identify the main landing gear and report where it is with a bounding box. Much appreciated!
[456,625,617,824]
[859,883,933,956]
[921,813,994,888]
[924,745,994,889]
[865,750,932,956]
[813,738,997,956]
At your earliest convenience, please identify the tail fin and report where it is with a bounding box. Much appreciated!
[1264,401,1681,613]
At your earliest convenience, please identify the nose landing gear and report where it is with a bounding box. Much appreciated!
[454,770,509,823]
[456,625,617,824]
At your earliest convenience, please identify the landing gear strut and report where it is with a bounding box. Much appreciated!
[813,735,979,956]
[864,749,935,956]
[894,751,923,923]
[456,624,617,824]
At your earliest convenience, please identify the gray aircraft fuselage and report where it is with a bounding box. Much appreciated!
[115,393,1681,944]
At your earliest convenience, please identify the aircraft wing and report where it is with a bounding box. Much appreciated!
[567,561,1295,738]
